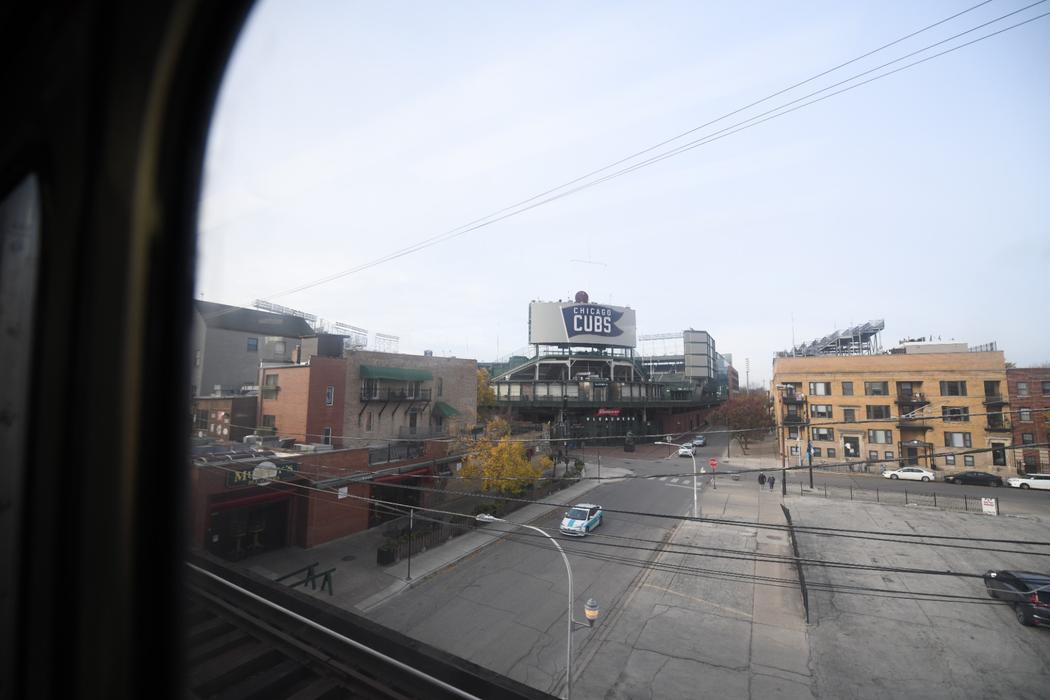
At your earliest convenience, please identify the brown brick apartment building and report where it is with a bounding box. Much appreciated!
[344,350,477,443]
[772,347,1011,473]
[1007,367,1050,472]
[259,355,348,447]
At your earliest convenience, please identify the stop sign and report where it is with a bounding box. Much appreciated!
[709,458,718,470]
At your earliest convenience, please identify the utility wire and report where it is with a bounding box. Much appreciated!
[200,462,1050,552]
[218,467,1009,602]
[224,1,1040,306]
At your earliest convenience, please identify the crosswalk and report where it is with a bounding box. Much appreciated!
[657,476,698,489]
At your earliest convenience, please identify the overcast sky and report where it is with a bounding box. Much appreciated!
[196,0,1050,386]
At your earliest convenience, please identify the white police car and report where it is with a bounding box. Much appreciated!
[560,503,603,536]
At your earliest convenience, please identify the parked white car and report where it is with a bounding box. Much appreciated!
[881,466,936,482]
[1007,474,1050,490]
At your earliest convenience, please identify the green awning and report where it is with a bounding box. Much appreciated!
[360,365,433,381]
[432,401,460,418]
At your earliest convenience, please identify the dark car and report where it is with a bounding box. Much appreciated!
[983,570,1050,626]
[943,471,1004,487]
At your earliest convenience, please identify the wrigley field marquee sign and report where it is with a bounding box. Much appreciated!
[529,300,637,348]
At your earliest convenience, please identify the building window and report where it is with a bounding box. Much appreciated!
[944,432,972,448]
[194,410,208,429]
[897,381,917,396]
[437,377,443,397]
[1019,408,1032,422]
[365,411,374,432]
[812,427,834,441]
[884,451,894,460]
[864,381,889,396]
[841,382,854,396]
[325,385,335,406]
[866,405,891,420]
[945,454,956,466]
[812,447,822,457]
[1017,382,1029,397]
[193,350,201,367]
[1042,381,1050,397]
[941,407,970,422]
[788,427,799,439]
[322,427,332,445]
[261,414,276,428]
[843,408,856,423]
[811,404,832,419]
[1022,432,1035,445]
[790,445,799,456]
[809,382,832,396]
[868,450,879,461]
[868,429,893,444]
[964,455,975,467]
[247,337,258,352]
[827,448,836,458]
[940,381,967,397]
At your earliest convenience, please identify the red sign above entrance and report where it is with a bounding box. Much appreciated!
[596,408,621,417]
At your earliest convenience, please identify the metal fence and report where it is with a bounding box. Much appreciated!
[794,481,989,513]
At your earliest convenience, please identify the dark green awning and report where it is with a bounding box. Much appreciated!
[432,401,460,418]
[360,365,433,381]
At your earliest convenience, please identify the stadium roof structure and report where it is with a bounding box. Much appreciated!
[780,319,885,357]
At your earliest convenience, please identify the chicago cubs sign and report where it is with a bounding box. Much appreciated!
[529,299,637,348]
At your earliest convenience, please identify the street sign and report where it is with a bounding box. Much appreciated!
[709,458,718,470]
[981,497,999,516]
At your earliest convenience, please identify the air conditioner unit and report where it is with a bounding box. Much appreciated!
[243,435,260,445]
[295,444,316,452]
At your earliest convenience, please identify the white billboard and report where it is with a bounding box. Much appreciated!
[529,302,637,348]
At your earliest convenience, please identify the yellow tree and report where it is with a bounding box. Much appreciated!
[461,417,551,496]
[477,368,496,413]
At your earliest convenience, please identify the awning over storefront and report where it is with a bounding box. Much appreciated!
[360,365,433,381]
[432,401,460,418]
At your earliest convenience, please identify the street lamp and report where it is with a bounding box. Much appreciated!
[474,514,599,700]
[656,441,703,518]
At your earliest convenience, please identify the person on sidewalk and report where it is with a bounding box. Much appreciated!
[758,472,767,487]
[768,475,776,491]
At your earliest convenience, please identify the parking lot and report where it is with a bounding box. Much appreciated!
[789,498,1050,699]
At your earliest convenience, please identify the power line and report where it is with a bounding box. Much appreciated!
[205,465,1011,602]
[239,1,1045,305]
[199,461,1050,552]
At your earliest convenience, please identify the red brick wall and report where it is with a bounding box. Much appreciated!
[1008,368,1050,470]
[306,356,347,447]
[302,482,371,548]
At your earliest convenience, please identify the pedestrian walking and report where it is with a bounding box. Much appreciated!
[768,475,776,491]
[758,472,767,486]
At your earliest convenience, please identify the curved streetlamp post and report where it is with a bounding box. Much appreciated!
[474,514,599,700]
[656,441,703,518]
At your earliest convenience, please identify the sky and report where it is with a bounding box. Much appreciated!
[196,0,1050,387]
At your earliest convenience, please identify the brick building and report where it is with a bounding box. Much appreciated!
[259,354,348,447]
[344,350,477,443]
[1007,367,1050,472]
[772,345,1010,473]
[189,441,456,557]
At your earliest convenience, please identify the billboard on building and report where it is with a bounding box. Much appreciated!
[529,301,637,348]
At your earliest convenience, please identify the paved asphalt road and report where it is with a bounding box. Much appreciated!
[367,430,733,695]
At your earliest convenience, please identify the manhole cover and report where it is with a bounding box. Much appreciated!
[342,554,356,562]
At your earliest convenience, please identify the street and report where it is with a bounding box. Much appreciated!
[366,429,760,696]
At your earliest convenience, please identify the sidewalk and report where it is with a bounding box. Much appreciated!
[573,472,815,699]
[242,461,633,614]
